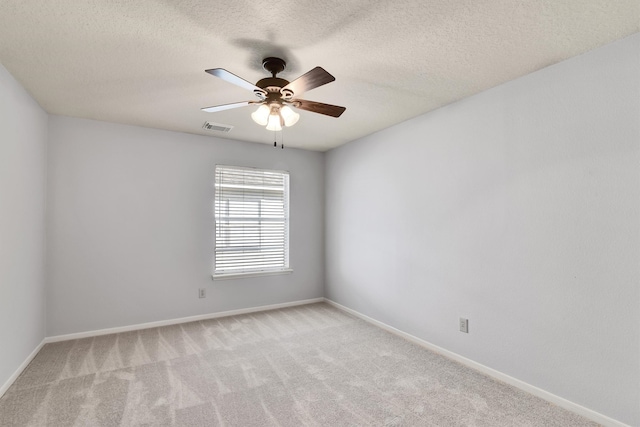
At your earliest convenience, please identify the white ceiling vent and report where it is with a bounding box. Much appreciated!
[202,121,233,133]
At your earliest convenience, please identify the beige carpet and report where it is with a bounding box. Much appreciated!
[0,303,597,426]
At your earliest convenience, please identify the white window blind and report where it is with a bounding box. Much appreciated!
[214,165,290,277]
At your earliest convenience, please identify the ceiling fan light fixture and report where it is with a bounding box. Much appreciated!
[265,112,283,131]
[280,105,300,127]
[251,104,270,126]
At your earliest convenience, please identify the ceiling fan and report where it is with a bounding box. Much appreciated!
[202,57,346,131]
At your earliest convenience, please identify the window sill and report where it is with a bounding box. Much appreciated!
[212,269,293,281]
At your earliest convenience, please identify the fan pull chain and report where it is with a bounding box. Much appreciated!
[271,129,284,149]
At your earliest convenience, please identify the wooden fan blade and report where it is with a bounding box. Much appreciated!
[293,99,346,118]
[205,69,266,94]
[281,67,335,96]
[201,101,254,113]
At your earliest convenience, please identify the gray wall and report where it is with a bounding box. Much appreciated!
[325,34,639,425]
[0,65,47,388]
[46,117,324,336]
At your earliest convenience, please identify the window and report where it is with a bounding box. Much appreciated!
[214,165,291,279]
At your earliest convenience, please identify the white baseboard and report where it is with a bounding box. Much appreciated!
[0,339,45,398]
[45,297,325,343]
[324,298,629,427]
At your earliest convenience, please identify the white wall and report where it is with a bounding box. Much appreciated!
[325,34,640,425]
[46,117,324,336]
[0,65,47,388]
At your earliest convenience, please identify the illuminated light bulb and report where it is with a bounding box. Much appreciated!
[280,106,300,127]
[251,104,270,126]
[266,112,283,131]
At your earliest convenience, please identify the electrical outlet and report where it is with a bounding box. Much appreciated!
[459,318,469,333]
[199,288,206,298]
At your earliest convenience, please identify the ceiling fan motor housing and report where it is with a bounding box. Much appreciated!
[256,77,290,92]
[254,79,290,103]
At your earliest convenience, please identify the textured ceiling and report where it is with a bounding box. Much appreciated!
[0,1,638,151]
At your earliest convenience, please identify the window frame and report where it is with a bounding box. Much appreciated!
[212,165,292,280]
